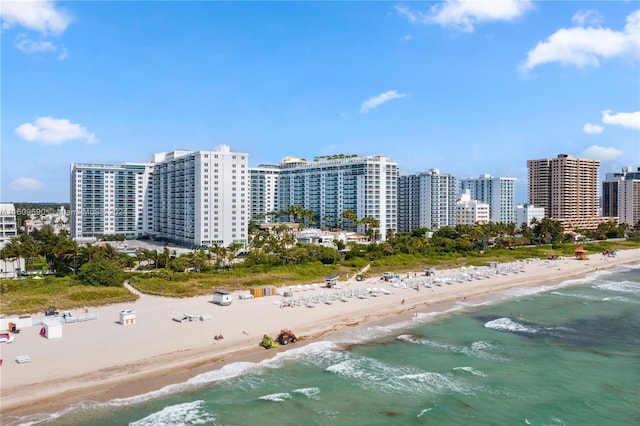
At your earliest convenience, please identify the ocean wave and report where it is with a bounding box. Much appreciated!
[484,317,538,334]
[292,387,321,400]
[326,355,476,395]
[258,392,292,402]
[129,400,216,426]
[396,335,505,361]
[594,281,640,296]
[453,366,487,377]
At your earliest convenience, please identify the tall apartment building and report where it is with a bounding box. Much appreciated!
[0,203,18,249]
[71,145,249,248]
[249,164,280,223]
[70,163,154,240]
[252,154,398,241]
[603,166,640,226]
[527,154,605,229]
[152,145,249,247]
[459,174,516,224]
[456,190,490,225]
[398,169,457,232]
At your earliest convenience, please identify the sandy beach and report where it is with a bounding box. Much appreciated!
[1,248,638,420]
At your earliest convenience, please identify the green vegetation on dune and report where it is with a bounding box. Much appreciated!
[1,217,637,316]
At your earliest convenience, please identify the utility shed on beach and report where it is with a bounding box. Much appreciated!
[119,310,136,325]
[325,275,338,288]
[41,319,62,339]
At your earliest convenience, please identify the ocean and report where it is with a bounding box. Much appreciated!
[9,263,640,426]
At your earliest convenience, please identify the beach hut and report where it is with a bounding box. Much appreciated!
[119,310,136,325]
[574,247,588,260]
[325,275,338,288]
[41,319,62,339]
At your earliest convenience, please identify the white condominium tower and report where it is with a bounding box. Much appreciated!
[398,169,457,232]
[0,203,18,249]
[527,153,602,229]
[602,166,640,226]
[252,154,398,241]
[70,162,154,240]
[70,145,249,248]
[249,164,280,224]
[459,174,516,224]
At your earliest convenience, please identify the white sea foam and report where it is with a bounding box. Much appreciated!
[453,366,487,377]
[326,354,475,395]
[397,335,505,361]
[258,392,292,402]
[129,400,216,426]
[594,280,640,295]
[484,317,538,334]
[292,387,321,399]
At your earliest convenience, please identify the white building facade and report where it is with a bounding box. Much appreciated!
[70,163,154,241]
[603,167,640,227]
[459,174,516,224]
[514,204,546,227]
[398,169,457,232]
[70,145,249,248]
[253,154,398,241]
[456,190,490,225]
[152,145,249,248]
[0,203,18,249]
[249,165,280,223]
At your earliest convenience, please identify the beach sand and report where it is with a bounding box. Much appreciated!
[1,248,638,420]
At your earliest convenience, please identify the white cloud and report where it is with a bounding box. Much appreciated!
[602,110,640,129]
[583,123,604,134]
[0,0,72,35]
[15,35,67,59]
[16,117,96,145]
[360,90,407,113]
[581,145,623,161]
[520,10,640,72]
[9,177,44,192]
[572,10,602,27]
[396,0,533,32]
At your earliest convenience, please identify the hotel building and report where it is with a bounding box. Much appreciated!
[71,145,249,248]
[251,154,398,241]
[459,174,516,224]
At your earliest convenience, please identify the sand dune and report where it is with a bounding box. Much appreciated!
[1,248,637,419]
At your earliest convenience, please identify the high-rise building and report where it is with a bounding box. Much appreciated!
[249,165,280,223]
[0,203,18,249]
[70,163,154,240]
[459,174,516,224]
[70,145,249,248]
[398,169,457,232]
[527,154,607,229]
[603,166,640,226]
[252,154,398,241]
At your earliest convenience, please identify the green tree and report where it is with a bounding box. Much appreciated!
[77,259,125,287]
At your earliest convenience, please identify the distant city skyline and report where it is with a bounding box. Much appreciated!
[1,1,638,203]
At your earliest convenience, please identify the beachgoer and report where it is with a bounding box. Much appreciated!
[401,299,405,305]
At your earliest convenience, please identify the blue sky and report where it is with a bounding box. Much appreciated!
[1,0,639,203]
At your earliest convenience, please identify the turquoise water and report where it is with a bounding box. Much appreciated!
[8,264,640,426]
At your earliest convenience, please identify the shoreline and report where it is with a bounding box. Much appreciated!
[1,248,638,422]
